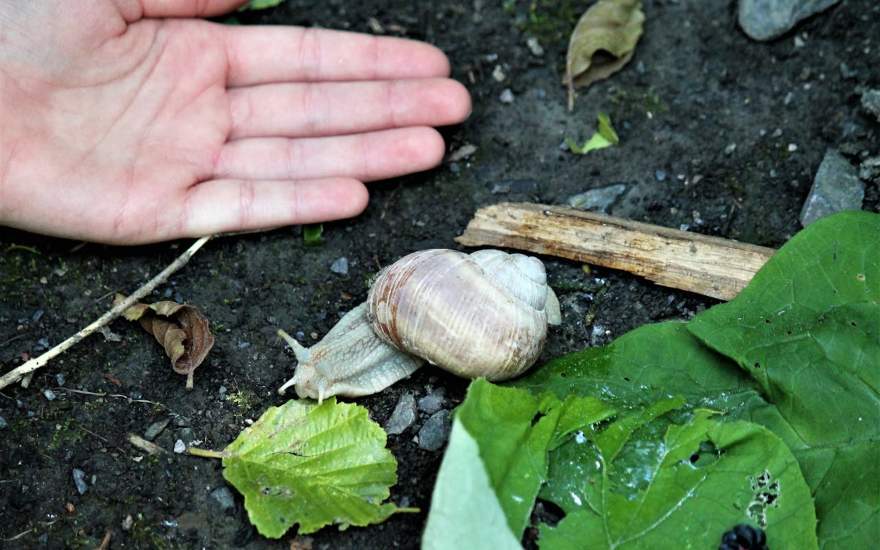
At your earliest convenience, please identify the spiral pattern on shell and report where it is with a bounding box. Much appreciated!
[366,249,551,381]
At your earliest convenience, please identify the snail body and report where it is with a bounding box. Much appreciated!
[278,249,560,401]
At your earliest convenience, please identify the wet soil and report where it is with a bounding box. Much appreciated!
[1,1,878,548]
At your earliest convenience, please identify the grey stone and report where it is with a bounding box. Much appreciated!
[55,374,65,386]
[800,149,864,227]
[859,156,880,183]
[72,468,88,495]
[499,89,515,104]
[861,89,880,122]
[144,418,170,441]
[210,486,236,511]
[417,389,446,415]
[654,170,667,182]
[0,416,7,429]
[330,257,349,276]
[566,184,628,213]
[526,37,544,57]
[418,410,451,452]
[43,389,56,401]
[173,439,186,454]
[384,393,417,435]
[738,0,840,41]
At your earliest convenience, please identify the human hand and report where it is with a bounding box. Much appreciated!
[0,0,470,244]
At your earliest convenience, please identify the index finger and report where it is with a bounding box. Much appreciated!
[222,25,451,87]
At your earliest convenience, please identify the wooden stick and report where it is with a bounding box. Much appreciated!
[0,236,212,391]
[456,203,775,301]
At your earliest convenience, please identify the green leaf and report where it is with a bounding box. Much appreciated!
[302,223,323,246]
[422,380,614,545]
[689,211,880,548]
[539,412,818,549]
[566,112,619,154]
[221,398,407,538]
[239,0,286,11]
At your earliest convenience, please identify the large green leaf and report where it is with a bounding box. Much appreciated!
[221,398,406,538]
[539,412,818,549]
[422,380,614,546]
[689,211,880,547]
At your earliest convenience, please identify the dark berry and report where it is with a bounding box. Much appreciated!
[718,524,768,550]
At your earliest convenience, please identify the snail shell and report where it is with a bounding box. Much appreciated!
[278,249,560,401]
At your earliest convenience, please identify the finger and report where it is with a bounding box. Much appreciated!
[215,127,446,182]
[222,26,451,86]
[228,78,471,139]
[140,0,248,17]
[180,177,368,236]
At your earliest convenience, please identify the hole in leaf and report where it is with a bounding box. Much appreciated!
[688,440,720,468]
[532,498,566,528]
[747,470,781,528]
[531,412,546,427]
[623,376,631,382]
[856,273,866,282]
[753,362,761,369]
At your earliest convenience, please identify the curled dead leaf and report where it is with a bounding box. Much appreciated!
[565,0,645,110]
[114,294,214,390]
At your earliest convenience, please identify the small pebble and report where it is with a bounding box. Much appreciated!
[0,416,7,429]
[526,37,544,56]
[144,418,171,441]
[43,389,57,401]
[210,487,236,511]
[418,389,447,415]
[654,170,667,182]
[330,257,349,276]
[174,439,186,454]
[492,65,506,82]
[724,143,737,156]
[418,410,451,452]
[861,89,880,122]
[31,309,44,323]
[499,89,515,104]
[385,393,418,435]
[787,143,798,152]
[72,469,88,495]
[55,374,65,386]
[35,337,49,351]
[122,515,134,531]
[566,184,628,213]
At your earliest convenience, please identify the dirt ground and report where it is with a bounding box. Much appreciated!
[1,1,878,548]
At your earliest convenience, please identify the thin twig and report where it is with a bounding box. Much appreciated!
[53,387,171,409]
[97,529,112,550]
[2,528,33,542]
[128,434,165,455]
[0,236,212,391]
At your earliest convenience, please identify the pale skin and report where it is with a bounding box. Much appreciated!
[0,0,471,244]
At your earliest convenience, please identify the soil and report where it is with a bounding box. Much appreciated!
[1,1,878,548]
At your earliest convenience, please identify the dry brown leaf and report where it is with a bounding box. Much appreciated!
[565,0,645,110]
[114,294,215,389]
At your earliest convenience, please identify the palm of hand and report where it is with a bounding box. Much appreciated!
[0,1,469,244]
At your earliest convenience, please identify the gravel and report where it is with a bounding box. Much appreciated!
[499,89,515,104]
[210,487,236,511]
[72,469,88,495]
[385,393,418,435]
[417,388,447,415]
[0,416,7,430]
[144,418,170,441]
[738,0,840,41]
[330,257,350,276]
[799,149,864,226]
[861,89,880,122]
[417,410,451,451]
[173,439,186,454]
[566,184,628,213]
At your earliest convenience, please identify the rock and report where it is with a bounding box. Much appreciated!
[43,389,56,401]
[144,418,170,441]
[418,410,451,451]
[55,374,65,386]
[800,149,864,227]
[861,89,880,122]
[448,144,477,163]
[724,143,737,156]
[499,89,515,104]
[417,388,446,415]
[173,439,186,454]
[490,179,539,195]
[859,156,880,183]
[654,170,667,182]
[210,487,236,511]
[566,184,628,213]
[492,65,506,82]
[738,0,840,41]
[384,393,417,435]
[72,469,88,495]
[122,515,134,531]
[31,309,44,323]
[526,37,544,56]
[0,416,7,429]
[330,257,349,276]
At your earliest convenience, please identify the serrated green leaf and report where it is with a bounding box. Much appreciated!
[539,412,818,549]
[422,380,614,545]
[221,398,407,538]
[689,211,880,548]
[239,0,286,11]
[518,212,880,548]
[566,112,619,154]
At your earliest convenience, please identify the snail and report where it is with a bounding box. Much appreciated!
[277,249,561,401]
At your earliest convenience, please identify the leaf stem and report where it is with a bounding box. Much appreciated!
[186,447,226,460]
